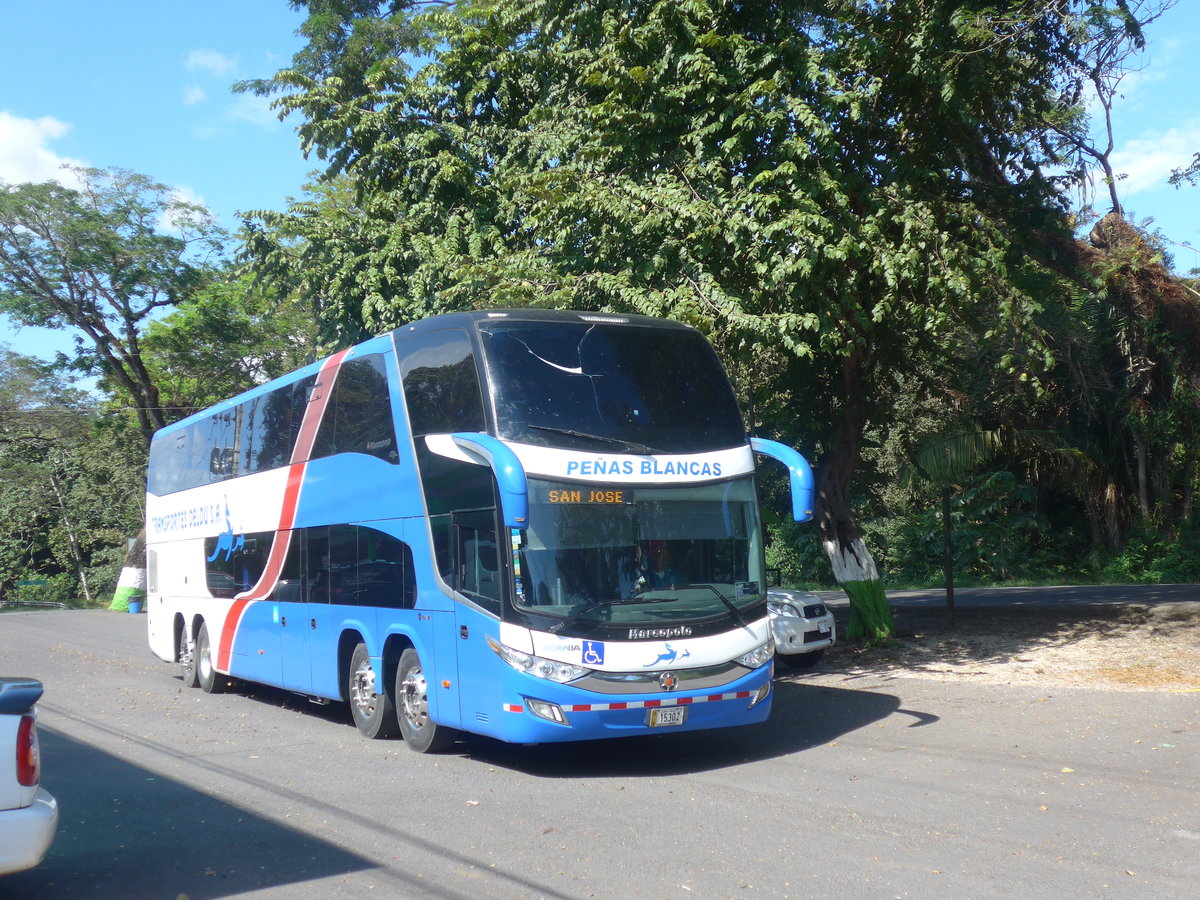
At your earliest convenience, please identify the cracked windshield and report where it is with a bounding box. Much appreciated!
[479,319,746,453]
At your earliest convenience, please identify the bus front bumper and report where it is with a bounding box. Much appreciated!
[495,663,773,744]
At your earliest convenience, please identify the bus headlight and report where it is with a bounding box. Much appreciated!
[735,639,774,669]
[487,635,589,683]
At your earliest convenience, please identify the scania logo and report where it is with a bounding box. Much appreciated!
[658,672,679,692]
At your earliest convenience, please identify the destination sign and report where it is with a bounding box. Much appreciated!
[543,488,628,505]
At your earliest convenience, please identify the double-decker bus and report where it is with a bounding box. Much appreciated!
[145,310,813,751]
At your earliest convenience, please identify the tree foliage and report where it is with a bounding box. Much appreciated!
[0,347,145,605]
[1049,0,1177,217]
[241,0,1111,640]
[8,1,1194,621]
[0,166,227,444]
[142,272,323,417]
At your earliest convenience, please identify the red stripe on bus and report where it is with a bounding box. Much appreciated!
[215,350,351,671]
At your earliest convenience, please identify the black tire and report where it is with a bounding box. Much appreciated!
[196,621,225,694]
[778,648,825,671]
[348,643,398,739]
[179,623,198,688]
[395,648,455,753]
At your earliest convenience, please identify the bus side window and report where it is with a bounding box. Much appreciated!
[429,515,453,585]
[454,510,501,614]
[272,530,304,604]
[204,531,271,598]
[356,526,416,609]
[400,330,486,437]
[305,527,331,604]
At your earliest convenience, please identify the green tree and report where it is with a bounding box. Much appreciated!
[1168,153,1200,189]
[142,271,323,416]
[242,1,1114,642]
[0,166,227,444]
[0,347,144,605]
[1049,0,1177,217]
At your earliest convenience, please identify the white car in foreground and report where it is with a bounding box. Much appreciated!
[768,588,836,670]
[1,677,58,876]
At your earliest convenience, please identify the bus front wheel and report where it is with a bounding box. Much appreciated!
[196,622,225,694]
[396,648,454,753]
[348,642,398,739]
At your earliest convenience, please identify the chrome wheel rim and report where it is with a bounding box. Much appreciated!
[351,659,379,719]
[400,665,430,729]
[179,631,194,676]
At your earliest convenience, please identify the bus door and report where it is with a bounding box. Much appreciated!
[449,509,506,732]
[276,527,321,693]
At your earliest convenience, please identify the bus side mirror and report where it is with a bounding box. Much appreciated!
[449,432,529,528]
[750,438,814,523]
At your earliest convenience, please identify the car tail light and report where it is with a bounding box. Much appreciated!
[16,714,40,787]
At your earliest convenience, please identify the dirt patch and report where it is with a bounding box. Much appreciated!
[818,603,1200,692]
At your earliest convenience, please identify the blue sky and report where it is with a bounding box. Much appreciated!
[2,1,1199,363]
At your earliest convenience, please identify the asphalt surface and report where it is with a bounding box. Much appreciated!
[815,582,1200,610]
[0,605,1196,899]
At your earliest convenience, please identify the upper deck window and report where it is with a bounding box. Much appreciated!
[479,320,745,453]
[400,329,487,438]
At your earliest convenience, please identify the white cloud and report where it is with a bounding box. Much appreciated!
[1111,121,1200,197]
[183,85,207,106]
[0,111,87,186]
[186,49,238,77]
[227,93,283,130]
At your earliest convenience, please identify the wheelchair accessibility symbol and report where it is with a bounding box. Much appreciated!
[582,641,605,666]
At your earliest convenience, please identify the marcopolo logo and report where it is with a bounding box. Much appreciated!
[628,626,694,640]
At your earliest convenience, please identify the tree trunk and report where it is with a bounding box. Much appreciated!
[1133,430,1151,521]
[109,531,147,612]
[1180,449,1196,525]
[47,467,92,605]
[815,349,895,645]
[942,487,956,628]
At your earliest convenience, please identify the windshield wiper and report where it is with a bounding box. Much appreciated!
[547,595,673,634]
[524,424,660,455]
[681,583,749,628]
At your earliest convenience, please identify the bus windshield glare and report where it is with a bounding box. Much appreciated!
[515,476,765,633]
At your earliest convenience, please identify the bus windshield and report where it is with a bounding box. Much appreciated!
[479,319,746,453]
[514,476,765,635]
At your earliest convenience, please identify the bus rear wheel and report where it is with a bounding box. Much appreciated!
[396,648,454,753]
[179,624,198,688]
[196,621,225,694]
[348,643,398,739]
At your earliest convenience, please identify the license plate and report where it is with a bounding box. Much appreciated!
[647,706,688,727]
[819,622,832,634]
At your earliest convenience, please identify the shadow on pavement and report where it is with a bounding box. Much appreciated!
[464,679,913,776]
[0,728,373,900]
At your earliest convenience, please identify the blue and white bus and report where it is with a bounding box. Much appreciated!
[145,310,813,751]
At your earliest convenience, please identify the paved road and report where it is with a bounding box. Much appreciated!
[815,582,1200,610]
[1,609,1197,899]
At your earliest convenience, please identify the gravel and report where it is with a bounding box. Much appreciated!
[814,602,1200,691]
